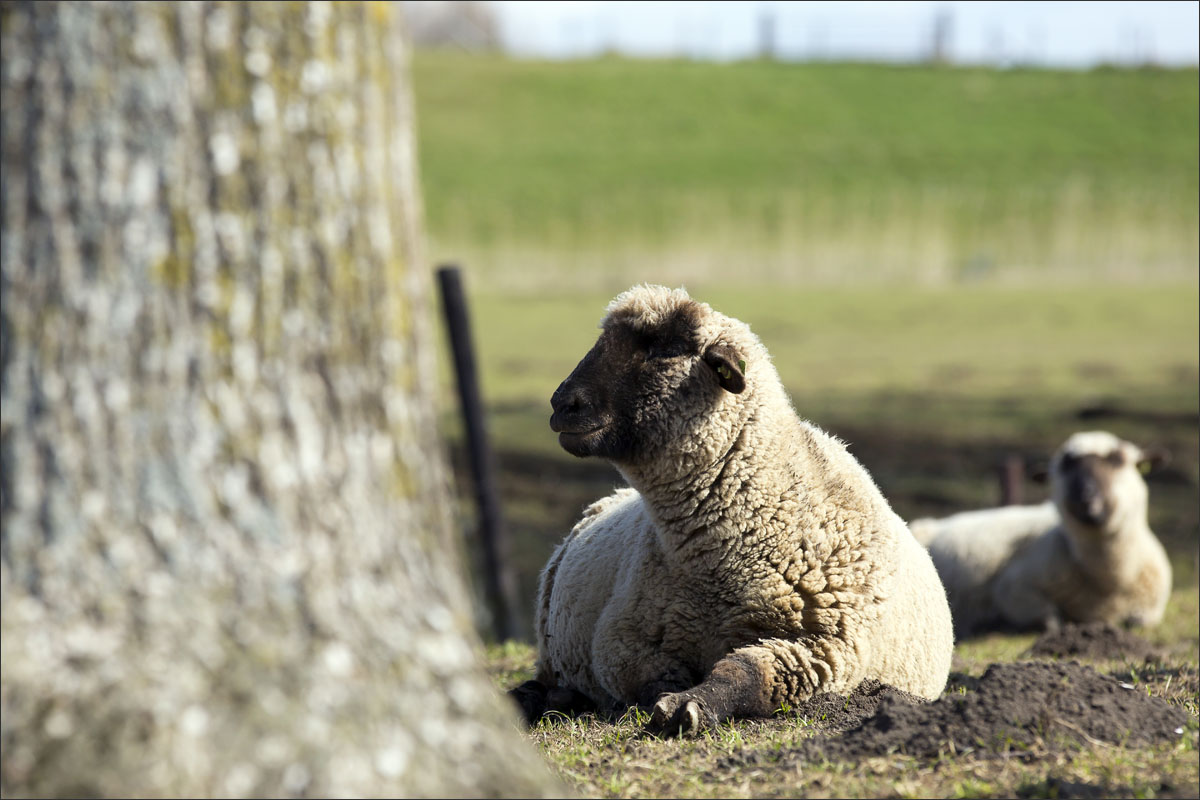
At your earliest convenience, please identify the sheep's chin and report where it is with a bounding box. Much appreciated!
[558,426,609,457]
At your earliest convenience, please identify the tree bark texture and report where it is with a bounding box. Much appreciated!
[0,2,559,797]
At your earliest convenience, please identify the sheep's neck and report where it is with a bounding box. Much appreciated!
[625,413,800,548]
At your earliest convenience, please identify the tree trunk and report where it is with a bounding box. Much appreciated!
[0,2,558,797]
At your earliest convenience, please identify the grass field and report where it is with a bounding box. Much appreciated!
[415,53,1198,800]
[414,54,1198,289]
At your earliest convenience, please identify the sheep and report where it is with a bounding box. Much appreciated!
[908,431,1172,638]
[510,285,954,736]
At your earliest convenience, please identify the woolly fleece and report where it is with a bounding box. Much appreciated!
[533,286,955,720]
[910,431,1172,636]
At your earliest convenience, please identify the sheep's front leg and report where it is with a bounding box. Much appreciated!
[646,638,854,737]
[645,653,771,735]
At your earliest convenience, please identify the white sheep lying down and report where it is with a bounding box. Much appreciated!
[909,431,1172,638]
[511,285,953,735]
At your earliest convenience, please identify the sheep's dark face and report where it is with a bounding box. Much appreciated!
[550,303,745,464]
[1053,449,1124,527]
[1049,432,1161,531]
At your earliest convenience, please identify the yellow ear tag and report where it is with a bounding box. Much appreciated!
[738,359,747,373]
[1138,460,1152,475]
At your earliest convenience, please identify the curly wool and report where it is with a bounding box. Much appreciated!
[533,286,954,716]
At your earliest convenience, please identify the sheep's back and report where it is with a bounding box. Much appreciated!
[913,502,1059,634]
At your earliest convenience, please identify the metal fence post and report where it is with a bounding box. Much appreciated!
[436,264,519,641]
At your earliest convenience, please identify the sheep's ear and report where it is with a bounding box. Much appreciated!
[704,344,746,394]
[1027,459,1050,484]
[1137,447,1170,475]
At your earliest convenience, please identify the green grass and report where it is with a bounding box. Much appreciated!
[413,54,1199,288]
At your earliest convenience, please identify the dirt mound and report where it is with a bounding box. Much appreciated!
[1014,778,1128,799]
[1015,778,1126,799]
[790,679,927,734]
[1026,621,1166,662]
[1015,777,1196,800]
[785,661,1186,763]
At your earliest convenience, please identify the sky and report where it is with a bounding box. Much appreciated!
[487,1,1200,67]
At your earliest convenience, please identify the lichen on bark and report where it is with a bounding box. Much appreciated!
[0,2,559,797]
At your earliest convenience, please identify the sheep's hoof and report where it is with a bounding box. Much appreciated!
[646,694,715,737]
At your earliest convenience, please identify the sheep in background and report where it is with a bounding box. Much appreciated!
[909,431,1172,638]
[510,285,953,736]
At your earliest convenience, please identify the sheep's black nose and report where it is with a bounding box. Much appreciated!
[550,381,595,433]
[550,380,575,414]
[552,379,594,414]
[1066,477,1111,526]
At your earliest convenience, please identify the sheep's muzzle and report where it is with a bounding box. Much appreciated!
[1061,456,1116,528]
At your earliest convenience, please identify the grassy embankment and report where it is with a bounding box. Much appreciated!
[414,53,1198,290]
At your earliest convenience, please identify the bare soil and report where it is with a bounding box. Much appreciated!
[787,678,927,735]
[1027,621,1167,662]
[731,661,1188,768]
[1013,776,1195,800]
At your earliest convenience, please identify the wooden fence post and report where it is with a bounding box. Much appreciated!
[999,454,1025,506]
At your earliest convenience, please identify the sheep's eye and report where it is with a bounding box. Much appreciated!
[1058,453,1079,471]
[628,331,656,355]
[1105,451,1125,467]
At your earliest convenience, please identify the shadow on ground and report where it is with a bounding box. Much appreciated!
[448,398,1199,641]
